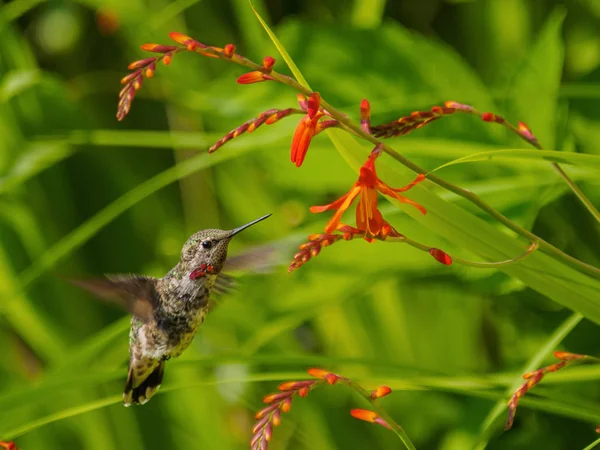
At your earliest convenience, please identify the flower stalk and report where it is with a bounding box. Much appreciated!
[251,368,415,450]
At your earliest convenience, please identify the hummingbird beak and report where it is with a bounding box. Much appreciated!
[229,213,272,237]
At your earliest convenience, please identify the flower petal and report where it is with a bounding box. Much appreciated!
[390,174,426,192]
[307,93,321,119]
[377,180,427,215]
[290,117,308,165]
[356,187,384,237]
[310,191,352,214]
[323,186,362,233]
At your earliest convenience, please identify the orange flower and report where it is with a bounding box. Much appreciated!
[310,146,426,240]
[291,93,324,167]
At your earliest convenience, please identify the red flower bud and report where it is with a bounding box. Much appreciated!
[263,56,276,71]
[141,44,177,53]
[429,248,453,265]
[224,44,235,57]
[237,71,268,84]
[370,385,392,399]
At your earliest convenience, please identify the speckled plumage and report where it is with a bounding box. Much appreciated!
[72,215,271,406]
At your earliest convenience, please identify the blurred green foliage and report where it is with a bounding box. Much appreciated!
[1,0,600,449]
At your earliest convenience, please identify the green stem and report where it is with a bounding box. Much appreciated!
[191,47,600,280]
[398,235,539,268]
[551,163,600,223]
[583,436,600,450]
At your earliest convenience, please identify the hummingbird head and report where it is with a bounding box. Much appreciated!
[180,214,271,280]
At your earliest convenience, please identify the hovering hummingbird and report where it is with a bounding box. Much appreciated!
[71,214,272,406]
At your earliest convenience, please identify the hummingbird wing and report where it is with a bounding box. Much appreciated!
[68,275,159,322]
[212,273,236,296]
[212,243,282,297]
[222,243,281,274]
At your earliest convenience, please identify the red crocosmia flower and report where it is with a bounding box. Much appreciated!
[290,92,324,167]
[310,147,426,241]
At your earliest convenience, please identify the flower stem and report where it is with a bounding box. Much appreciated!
[399,236,540,268]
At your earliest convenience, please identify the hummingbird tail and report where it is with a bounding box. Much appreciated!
[123,360,165,406]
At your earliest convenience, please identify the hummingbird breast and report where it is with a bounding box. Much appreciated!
[137,274,216,360]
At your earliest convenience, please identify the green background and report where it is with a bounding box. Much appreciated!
[1,0,600,449]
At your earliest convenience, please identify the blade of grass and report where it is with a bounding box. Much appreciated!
[249,0,311,89]
[233,0,269,58]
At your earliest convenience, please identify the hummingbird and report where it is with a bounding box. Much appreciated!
[71,214,271,406]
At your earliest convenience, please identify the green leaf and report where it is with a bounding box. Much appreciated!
[428,148,600,174]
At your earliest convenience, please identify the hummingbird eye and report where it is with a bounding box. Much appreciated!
[201,240,213,250]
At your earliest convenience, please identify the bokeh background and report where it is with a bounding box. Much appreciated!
[1,0,600,449]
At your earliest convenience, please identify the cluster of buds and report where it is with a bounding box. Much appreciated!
[370,100,541,150]
[208,107,303,153]
[0,442,17,450]
[505,351,593,431]
[251,368,394,450]
[288,226,367,272]
[207,92,339,167]
[371,104,460,138]
[118,32,238,121]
